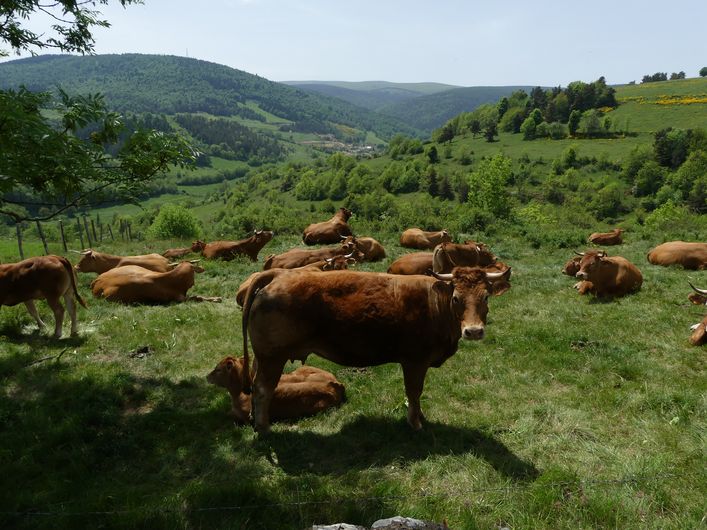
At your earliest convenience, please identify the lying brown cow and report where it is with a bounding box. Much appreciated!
[647,241,707,270]
[194,230,273,261]
[588,228,624,246]
[432,241,496,274]
[574,250,643,297]
[343,236,386,261]
[241,266,511,433]
[0,255,86,338]
[90,262,220,304]
[263,239,361,270]
[302,207,353,245]
[690,316,707,345]
[162,241,203,259]
[207,356,345,424]
[236,256,352,306]
[400,228,452,250]
[562,256,582,277]
[75,249,173,274]
[387,252,433,275]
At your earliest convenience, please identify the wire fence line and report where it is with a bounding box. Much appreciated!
[2,472,676,518]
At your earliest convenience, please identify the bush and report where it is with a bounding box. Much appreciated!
[147,204,202,239]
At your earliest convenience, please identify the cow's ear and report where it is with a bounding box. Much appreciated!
[226,359,234,371]
[432,280,454,296]
[490,281,511,296]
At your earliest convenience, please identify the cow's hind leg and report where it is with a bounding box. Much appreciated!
[24,300,47,332]
[45,297,65,339]
[63,292,78,336]
[252,357,286,434]
[402,363,428,430]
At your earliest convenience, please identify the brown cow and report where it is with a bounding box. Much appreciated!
[387,252,433,275]
[162,241,203,259]
[75,249,173,274]
[562,256,582,277]
[574,250,643,297]
[263,239,361,270]
[432,242,496,273]
[90,262,219,304]
[0,255,86,338]
[241,266,511,433]
[302,207,353,245]
[588,228,624,246]
[236,256,352,307]
[647,241,707,270]
[194,230,273,261]
[690,316,707,345]
[342,236,386,262]
[206,356,345,423]
[399,228,452,250]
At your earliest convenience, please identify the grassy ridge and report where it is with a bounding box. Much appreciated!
[0,229,704,529]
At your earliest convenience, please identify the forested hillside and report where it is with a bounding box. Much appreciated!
[0,54,423,139]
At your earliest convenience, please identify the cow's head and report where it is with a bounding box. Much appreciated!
[440,230,452,244]
[474,242,496,266]
[339,238,364,261]
[74,249,97,272]
[688,282,707,306]
[252,230,274,245]
[575,250,607,280]
[323,255,353,271]
[191,240,206,252]
[563,256,582,276]
[338,207,353,221]
[206,356,252,394]
[432,266,511,341]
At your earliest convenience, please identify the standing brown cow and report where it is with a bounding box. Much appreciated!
[302,208,353,245]
[206,356,345,423]
[0,255,86,338]
[194,230,273,261]
[399,228,452,250]
[75,249,173,274]
[647,241,707,270]
[241,266,511,433]
[588,228,624,245]
[574,250,643,297]
[432,242,496,273]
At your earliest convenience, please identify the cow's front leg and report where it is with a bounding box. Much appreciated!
[252,358,286,434]
[402,363,428,430]
[24,300,46,332]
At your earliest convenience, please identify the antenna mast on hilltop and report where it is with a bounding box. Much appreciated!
[186,48,189,58]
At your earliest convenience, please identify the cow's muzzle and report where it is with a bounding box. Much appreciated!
[575,271,588,280]
[462,325,485,340]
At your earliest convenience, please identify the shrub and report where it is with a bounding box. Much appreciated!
[147,204,202,239]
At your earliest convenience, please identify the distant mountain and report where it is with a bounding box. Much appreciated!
[0,54,423,140]
[284,80,458,111]
[379,85,535,132]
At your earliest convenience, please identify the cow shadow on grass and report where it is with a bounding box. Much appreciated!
[258,416,539,481]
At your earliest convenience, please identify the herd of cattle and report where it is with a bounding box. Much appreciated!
[1,207,706,432]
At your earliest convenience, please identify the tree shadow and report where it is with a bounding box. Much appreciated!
[259,416,539,481]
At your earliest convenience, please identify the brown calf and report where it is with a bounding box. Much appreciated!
[195,230,273,261]
[302,207,353,245]
[206,356,345,424]
[562,256,582,277]
[0,255,86,338]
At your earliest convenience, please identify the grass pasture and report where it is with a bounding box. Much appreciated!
[0,232,704,529]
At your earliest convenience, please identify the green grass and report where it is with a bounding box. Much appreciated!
[0,229,704,529]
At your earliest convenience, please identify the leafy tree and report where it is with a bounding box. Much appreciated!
[669,71,686,80]
[568,110,582,136]
[469,119,481,138]
[700,67,707,77]
[0,1,196,222]
[436,123,455,144]
[484,121,498,143]
[426,145,439,164]
[520,116,537,140]
[496,97,509,119]
[147,203,201,239]
[466,154,513,218]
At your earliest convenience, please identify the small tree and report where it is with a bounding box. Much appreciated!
[520,116,537,140]
[700,67,707,77]
[466,154,513,218]
[484,121,498,143]
[568,110,582,137]
[426,145,439,164]
[147,204,201,239]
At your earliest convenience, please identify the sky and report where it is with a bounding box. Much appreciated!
[3,0,707,87]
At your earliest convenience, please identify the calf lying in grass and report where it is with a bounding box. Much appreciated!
[206,356,345,424]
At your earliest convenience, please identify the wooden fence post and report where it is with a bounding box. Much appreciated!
[16,223,25,260]
[107,224,114,241]
[90,219,98,242]
[76,217,85,249]
[35,220,49,255]
[83,216,93,248]
[59,220,68,252]
[127,222,133,242]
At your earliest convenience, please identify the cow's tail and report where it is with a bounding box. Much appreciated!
[59,256,87,308]
[241,269,281,395]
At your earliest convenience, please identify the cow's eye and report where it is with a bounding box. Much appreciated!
[452,295,460,304]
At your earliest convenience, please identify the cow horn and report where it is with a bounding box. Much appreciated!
[344,251,355,259]
[573,250,585,256]
[430,271,453,281]
[486,268,511,280]
[68,250,82,254]
[325,257,334,262]
[689,281,707,295]
[188,259,201,264]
